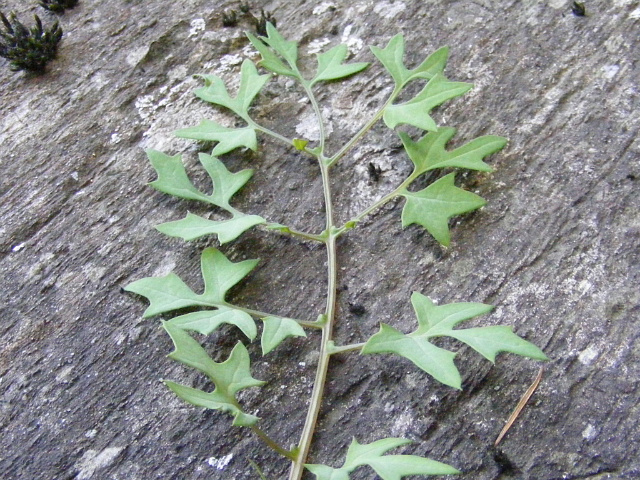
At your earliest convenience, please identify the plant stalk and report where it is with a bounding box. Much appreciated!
[288,71,395,479]
[288,157,338,480]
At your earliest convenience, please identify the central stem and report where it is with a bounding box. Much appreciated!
[288,159,338,480]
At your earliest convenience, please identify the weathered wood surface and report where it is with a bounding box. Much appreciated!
[1,1,638,479]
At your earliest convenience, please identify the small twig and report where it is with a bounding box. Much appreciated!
[494,367,544,446]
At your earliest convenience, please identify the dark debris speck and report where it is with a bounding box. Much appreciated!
[571,1,587,17]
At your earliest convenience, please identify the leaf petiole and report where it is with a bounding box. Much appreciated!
[326,85,401,168]
[264,222,326,243]
[327,341,366,355]
[341,174,417,231]
[231,304,322,330]
[247,118,296,147]
[300,79,327,154]
[251,425,297,460]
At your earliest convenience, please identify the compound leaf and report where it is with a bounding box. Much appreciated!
[156,213,265,244]
[311,44,369,85]
[370,33,449,87]
[124,247,258,317]
[163,323,265,426]
[194,59,270,118]
[401,173,486,246]
[400,127,507,174]
[362,293,547,389]
[176,119,257,156]
[306,438,459,479]
[261,316,307,355]
[167,307,257,340]
[383,74,472,132]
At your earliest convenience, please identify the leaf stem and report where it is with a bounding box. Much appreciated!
[287,77,338,475]
[231,305,323,330]
[326,86,401,168]
[288,166,337,480]
[251,425,297,460]
[327,342,366,355]
[248,116,327,169]
[248,118,295,147]
[287,67,407,480]
[262,222,326,243]
[342,173,416,231]
[301,80,326,154]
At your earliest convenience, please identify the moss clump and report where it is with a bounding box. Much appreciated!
[39,0,79,14]
[0,12,62,73]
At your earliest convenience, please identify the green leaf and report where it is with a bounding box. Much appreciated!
[247,31,296,77]
[194,59,270,118]
[147,151,257,212]
[400,127,507,174]
[146,150,211,203]
[343,438,411,466]
[368,455,461,480]
[261,22,299,69]
[197,153,254,206]
[362,323,461,388]
[175,119,257,155]
[305,465,349,480]
[199,248,259,303]
[163,323,265,426]
[124,247,258,317]
[400,172,486,246]
[124,272,202,318]
[447,326,548,363]
[306,438,459,479]
[261,316,307,355]
[370,34,449,86]
[164,381,260,426]
[311,44,369,85]
[383,74,472,132]
[362,293,547,389]
[167,307,257,340]
[246,23,299,78]
[147,152,263,242]
[155,213,265,244]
